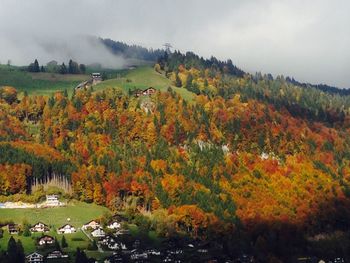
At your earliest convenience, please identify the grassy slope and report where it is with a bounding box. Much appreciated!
[94,66,195,101]
[1,65,195,100]
[0,201,110,254]
[0,65,88,96]
[0,201,109,227]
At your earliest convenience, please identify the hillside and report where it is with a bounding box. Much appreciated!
[94,66,195,100]
[1,49,350,261]
[0,65,88,96]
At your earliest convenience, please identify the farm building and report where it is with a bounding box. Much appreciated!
[82,220,100,230]
[133,87,157,97]
[30,222,49,233]
[91,227,106,238]
[57,224,76,234]
[142,87,156,96]
[8,224,19,235]
[92,72,102,85]
[45,195,60,206]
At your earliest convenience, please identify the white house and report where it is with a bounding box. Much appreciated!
[30,222,49,233]
[82,220,100,230]
[45,195,60,206]
[107,221,121,230]
[91,228,106,238]
[142,87,157,96]
[92,73,102,85]
[26,252,44,263]
[57,224,76,234]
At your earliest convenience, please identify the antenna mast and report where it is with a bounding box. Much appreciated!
[163,43,173,53]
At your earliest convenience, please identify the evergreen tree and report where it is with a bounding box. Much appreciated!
[69,59,80,74]
[54,237,61,250]
[61,235,68,248]
[75,247,89,263]
[40,65,45,72]
[185,73,193,89]
[27,59,40,72]
[6,236,17,262]
[33,59,40,72]
[48,96,55,108]
[175,73,182,87]
[16,240,25,263]
[60,63,67,74]
[79,64,86,74]
[22,224,31,237]
[64,89,68,98]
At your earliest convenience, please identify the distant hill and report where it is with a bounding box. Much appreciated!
[100,38,164,62]
[101,37,349,98]
[286,76,350,96]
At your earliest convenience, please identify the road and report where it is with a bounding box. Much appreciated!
[81,227,104,253]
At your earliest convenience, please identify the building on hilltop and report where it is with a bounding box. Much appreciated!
[133,87,157,97]
[92,72,102,85]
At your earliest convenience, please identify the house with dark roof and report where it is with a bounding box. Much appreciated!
[8,224,19,235]
[26,252,44,263]
[38,235,55,246]
[30,222,49,233]
[82,220,100,230]
[57,224,76,234]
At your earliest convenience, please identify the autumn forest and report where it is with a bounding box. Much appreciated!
[1,49,350,261]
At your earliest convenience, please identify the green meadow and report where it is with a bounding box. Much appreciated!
[0,65,88,96]
[0,65,195,100]
[94,66,195,101]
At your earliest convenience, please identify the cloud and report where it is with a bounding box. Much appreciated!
[0,0,349,87]
[0,0,125,68]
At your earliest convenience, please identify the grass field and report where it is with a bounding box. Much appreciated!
[0,200,110,227]
[0,64,196,101]
[94,66,195,101]
[0,65,89,96]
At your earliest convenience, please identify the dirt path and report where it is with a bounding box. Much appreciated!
[81,228,104,253]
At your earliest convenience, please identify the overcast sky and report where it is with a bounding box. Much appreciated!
[0,0,349,88]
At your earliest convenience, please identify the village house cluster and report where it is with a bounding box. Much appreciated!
[3,213,258,263]
[4,214,345,263]
[3,214,128,263]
